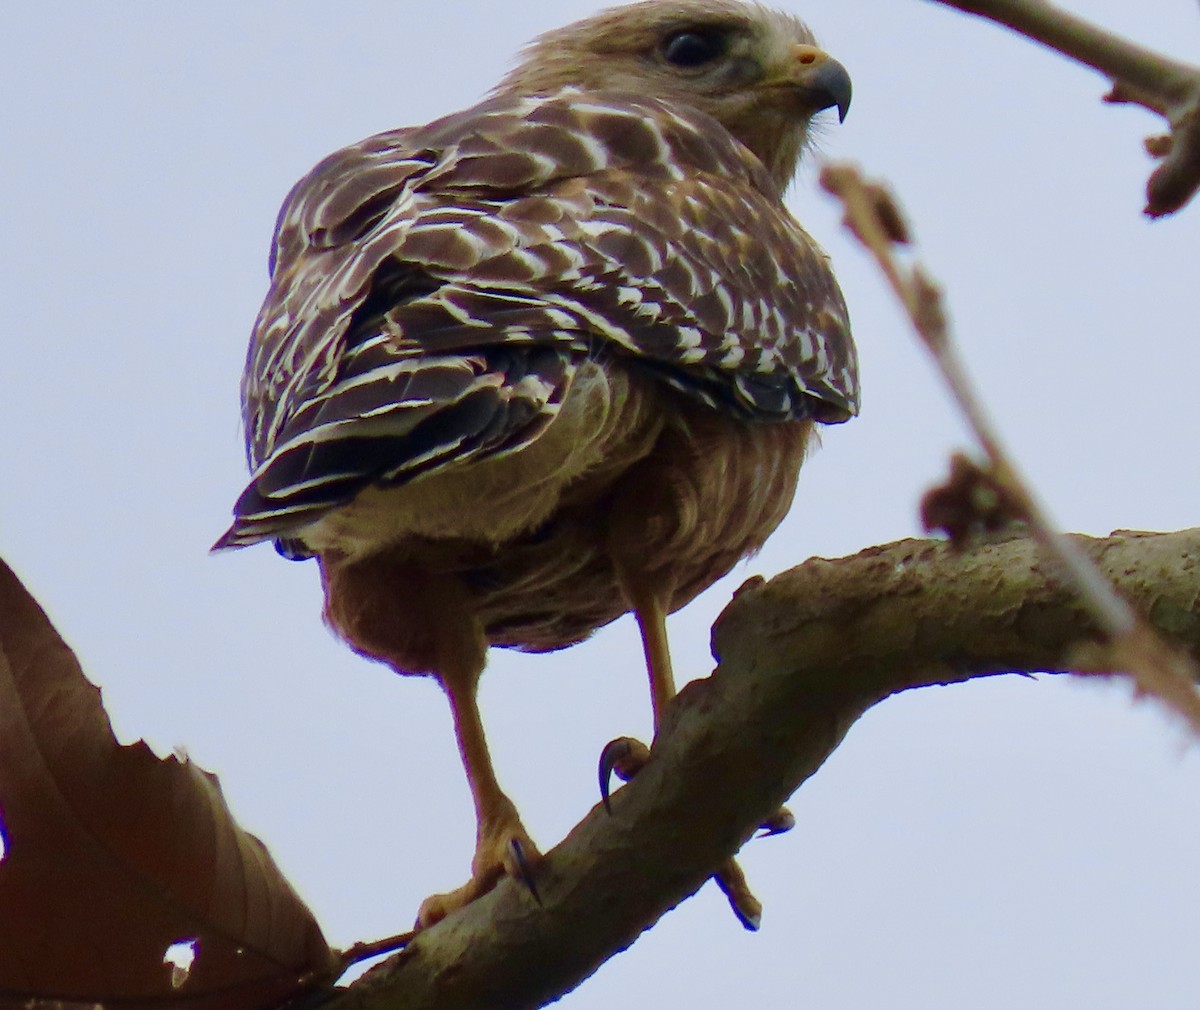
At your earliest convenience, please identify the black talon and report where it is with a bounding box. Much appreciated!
[757,806,795,837]
[598,737,632,814]
[510,838,541,904]
[598,736,651,813]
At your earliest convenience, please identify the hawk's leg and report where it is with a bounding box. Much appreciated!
[416,668,542,928]
[415,596,542,929]
[319,554,540,930]
[631,582,676,727]
[604,557,789,931]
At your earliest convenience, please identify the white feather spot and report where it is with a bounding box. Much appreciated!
[714,284,735,323]
[573,130,611,170]
[510,374,556,403]
[574,218,621,239]
[571,100,640,120]
[435,291,492,327]
[719,344,746,368]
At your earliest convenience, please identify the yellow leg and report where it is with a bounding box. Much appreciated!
[611,561,773,931]
[319,556,540,930]
[414,581,541,929]
[625,579,676,732]
[447,674,514,843]
[416,673,541,928]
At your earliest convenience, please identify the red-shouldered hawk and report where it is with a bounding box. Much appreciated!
[215,0,857,929]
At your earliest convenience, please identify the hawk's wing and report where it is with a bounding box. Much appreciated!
[216,88,858,551]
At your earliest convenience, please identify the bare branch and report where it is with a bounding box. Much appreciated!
[330,529,1200,1010]
[924,0,1200,214]
[929,0,1194,93]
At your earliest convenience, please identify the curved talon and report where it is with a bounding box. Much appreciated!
[598,738,630,814]
[714,858,762,931]
[510,837,541,904]
[598,736,651,813]
[757,806,795,837]
[730,898,762,932]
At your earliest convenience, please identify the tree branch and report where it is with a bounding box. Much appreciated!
[329,527,1200,1010]
[923,0,1200,215]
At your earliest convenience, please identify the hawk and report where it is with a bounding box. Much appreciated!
[216,0,858,929]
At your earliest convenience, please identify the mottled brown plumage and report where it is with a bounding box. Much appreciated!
[216,0,857,928]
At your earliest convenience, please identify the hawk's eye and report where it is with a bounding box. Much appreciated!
[661,29,726,68]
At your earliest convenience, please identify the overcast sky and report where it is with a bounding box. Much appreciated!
[3,2,1200,1006]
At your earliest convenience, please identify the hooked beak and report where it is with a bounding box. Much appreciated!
[780,44,852,123]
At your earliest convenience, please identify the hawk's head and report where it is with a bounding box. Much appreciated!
[497,0,851,194]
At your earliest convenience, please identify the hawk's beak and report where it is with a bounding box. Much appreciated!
[785,44,852,123]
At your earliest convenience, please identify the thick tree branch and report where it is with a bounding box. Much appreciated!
[330,527,1200,1010]
[923,0,1200,215]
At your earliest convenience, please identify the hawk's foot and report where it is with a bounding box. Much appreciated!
[597,735,795,930]
[415,816,542,929]
[598,735,794,835]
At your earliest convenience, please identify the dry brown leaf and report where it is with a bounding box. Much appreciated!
[0,558,336,1009]
[919,453,1020,548]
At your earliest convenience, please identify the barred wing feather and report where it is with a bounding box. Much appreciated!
[216,88,858,552]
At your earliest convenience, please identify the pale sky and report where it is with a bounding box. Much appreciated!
[3,2,1199,1007]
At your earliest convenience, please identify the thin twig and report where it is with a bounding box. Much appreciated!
[336,929,415,970]
[820,162,1200,734]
